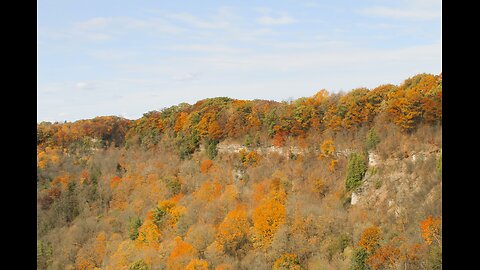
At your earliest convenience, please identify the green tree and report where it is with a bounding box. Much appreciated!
[243,134,252,147]
[205,139,219,159]
[426,245,442,270]
[345,153,367,191]
[177,131,200,160]
[254,132,261,147]
[37,240,53,269]
[129,217,143,240]
[365,128,380,151]
[59,181,79,223]
[351,248,371,270]
[436,151,442,175]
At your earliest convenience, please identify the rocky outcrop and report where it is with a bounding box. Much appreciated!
[351,147,441,212]
[368,151,379,166]
[351,192,359,205]
[216,142,304,157]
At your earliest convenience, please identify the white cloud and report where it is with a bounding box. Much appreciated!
[75,82,95,90]
[167,12,230,29]
[359,0,441,21]
[89,50,138,61]
[120,18,184,34]
[359,6,440,20]
[44,16,185,43]
[172,72,200,82]
[272,40,347,50]
[85,33,112,41]
[74,17,113,30]
[302,2,321,8]
[175,41,441,74]
[258,15,296,25]
[163,44,248,54]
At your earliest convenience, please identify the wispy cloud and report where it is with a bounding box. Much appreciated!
[44,16,185,43]
[258,15,296,25]
[74,17,113,30]
[359,0,441,21]
[163,44,248,54]
[75,81,95,90]
[359,6,440,20]
[175,41,441,73]
[172,72,200,82]
[88,50,139,61]
[167,12,230,29]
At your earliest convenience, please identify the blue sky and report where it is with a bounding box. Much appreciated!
[38,0,442,122]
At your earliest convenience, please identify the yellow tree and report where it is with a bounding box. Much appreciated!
[167,237,198,270]
[366,244,401,270]
[252,195,286,247]
[136,211,161,249]
[420,216,441,246]
[318,139,337,172]
[216,205,250,254]
[200,159,213,174]
[323,105,342,131]
[358,226,382,253]
[153,198,186,230]
[174,112,188,132]
[319,139,335,158]
[185,259,209,270]
[93,232,107,266]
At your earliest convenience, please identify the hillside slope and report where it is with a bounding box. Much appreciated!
[37,73,442,270]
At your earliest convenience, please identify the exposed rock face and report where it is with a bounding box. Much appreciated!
[335,149,353,158]
[217,143,244,153]
[233,169,244,181]
[368,151,379,166]
[216,142,304,157]
[351,192,359,205]
[217,142,362,159]
[351,147,441,214]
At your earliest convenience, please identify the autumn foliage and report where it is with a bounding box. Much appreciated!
[200,159,213,174]
[216,205,249,254]
[420,216,441,246]
[358,226,382,253]
[252,192,286,247]
[37,73,441,269]
[273,253,301,270]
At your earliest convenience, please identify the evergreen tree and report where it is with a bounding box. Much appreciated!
[345,153,367,191]
[365,128,380,151]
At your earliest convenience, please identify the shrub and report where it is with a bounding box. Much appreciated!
[273,253,301,270]
[37,241,53,269]
[164,176,181,196]
[129,260,149,270]
[239,149,261,167]
[436,151,442,175]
